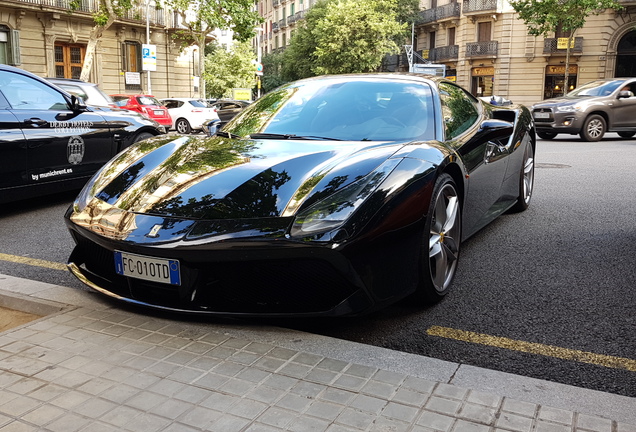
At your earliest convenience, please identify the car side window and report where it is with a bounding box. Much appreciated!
[0,71,68,111]
[439,82,480,140]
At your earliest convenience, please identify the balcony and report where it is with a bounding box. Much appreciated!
[294,10,306,21]
[465,40,498,57]
[462,0,497,14]
[273,0,280,6]
[5,0,167,25]
[272,21,280,32]
[543,37,583,54]
[278,18,287,29]
[288,14,296,25]
[418,2,461,25]
[429,45,459,61]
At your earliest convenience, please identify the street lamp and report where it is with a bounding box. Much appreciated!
[146,0,152,95]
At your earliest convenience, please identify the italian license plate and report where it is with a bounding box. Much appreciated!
[154,110,164,115]
[534,112,550,119]
[114,251,180,285]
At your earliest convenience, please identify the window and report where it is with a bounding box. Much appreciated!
[0,70,67,111]
[122,41,142,90]
[54,44,85,79]
[439,82,480,139]
[477,22,492,42]
[0,25,20,66]
[448,27,456,46]
[122,41,142,72]
[429,31,436,49]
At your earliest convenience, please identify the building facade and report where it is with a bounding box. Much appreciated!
[0,0,204,99]
[254,0,636,107]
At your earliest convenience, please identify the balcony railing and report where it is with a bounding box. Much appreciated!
[294,10,306,21]
[273,0,280,6]
[272,21,280,32]
[278,18,287,28]
[465,40,498,57]
[462,0,497,14]
[6,0,168,26]
[429,45,459,61]
[543,37,583,54]
[288,14,296,24]
[418,2,461,25]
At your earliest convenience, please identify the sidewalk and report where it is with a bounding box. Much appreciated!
[1,273,635,432]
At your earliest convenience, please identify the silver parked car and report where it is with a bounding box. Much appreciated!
[531,78,636,141]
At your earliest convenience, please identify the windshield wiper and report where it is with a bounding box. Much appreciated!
[248,133,342,141]
[216,130,242,139]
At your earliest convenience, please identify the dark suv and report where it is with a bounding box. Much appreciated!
[531,78,636,141]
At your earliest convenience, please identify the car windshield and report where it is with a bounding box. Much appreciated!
[567,80,624,97]
[223,78,436,141]
[56,83,114,106]
[138,96,161,106]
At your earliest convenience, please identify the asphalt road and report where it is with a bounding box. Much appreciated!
[0,134,635,398]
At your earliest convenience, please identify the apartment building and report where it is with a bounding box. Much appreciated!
[0,0,205,99]
[254,0,636,106]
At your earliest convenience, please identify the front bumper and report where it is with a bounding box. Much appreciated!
[532,110,586,134]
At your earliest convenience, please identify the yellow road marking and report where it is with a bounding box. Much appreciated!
[0,253,67,271]
[427,325,636,372]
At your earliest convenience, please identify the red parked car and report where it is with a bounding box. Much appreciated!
[111,94,172,127]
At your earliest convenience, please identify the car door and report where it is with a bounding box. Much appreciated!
[439,82,509,236]
[0,82,27,190]
[2,70,115,186]
[610,81,636,128]
[216,102,242,123]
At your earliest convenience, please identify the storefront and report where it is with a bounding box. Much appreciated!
[471,66,495,98]
[543,65,578,99]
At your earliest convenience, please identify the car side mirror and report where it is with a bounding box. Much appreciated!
[618,90,633,99]
[70,95,87,111]
[202,119,222,137]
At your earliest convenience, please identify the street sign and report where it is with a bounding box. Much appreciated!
[142,44,157,71]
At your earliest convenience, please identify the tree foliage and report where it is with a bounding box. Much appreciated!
[203,41,258,99]
[74,0,141,81]
[160,0,262,96]
[281,0,406,80]
[509,0,622,36]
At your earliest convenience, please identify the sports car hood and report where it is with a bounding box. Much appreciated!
[81,135,409,220]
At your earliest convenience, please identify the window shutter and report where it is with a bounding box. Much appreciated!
[136,43,142,73]
[121,43,127,71]
[9,30,20,66]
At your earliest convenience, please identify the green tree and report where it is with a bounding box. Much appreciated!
[164,0,262,97]
[261,51,286,93]
[203,41,258,99]
[74,0,141,81]
[510,0,622,94]
[282,0,406,80]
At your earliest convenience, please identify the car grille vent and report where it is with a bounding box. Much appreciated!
[195,260,358,314]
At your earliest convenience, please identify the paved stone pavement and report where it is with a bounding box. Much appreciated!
[1,273,635,432]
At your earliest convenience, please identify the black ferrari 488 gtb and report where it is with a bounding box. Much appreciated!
[65,73,535,317]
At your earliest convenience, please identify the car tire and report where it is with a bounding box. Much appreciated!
[508,142,535,213]
[537,131,558,140]
[176,118,192,134]
[133,132,154,143]
[579,114,606,141]
[617,131,636,138]
[414,173,461,304]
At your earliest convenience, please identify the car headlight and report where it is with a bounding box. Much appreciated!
[555,105,581,113]
[290,159,401,238]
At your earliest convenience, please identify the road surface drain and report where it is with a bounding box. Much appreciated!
[0,306,42,332]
